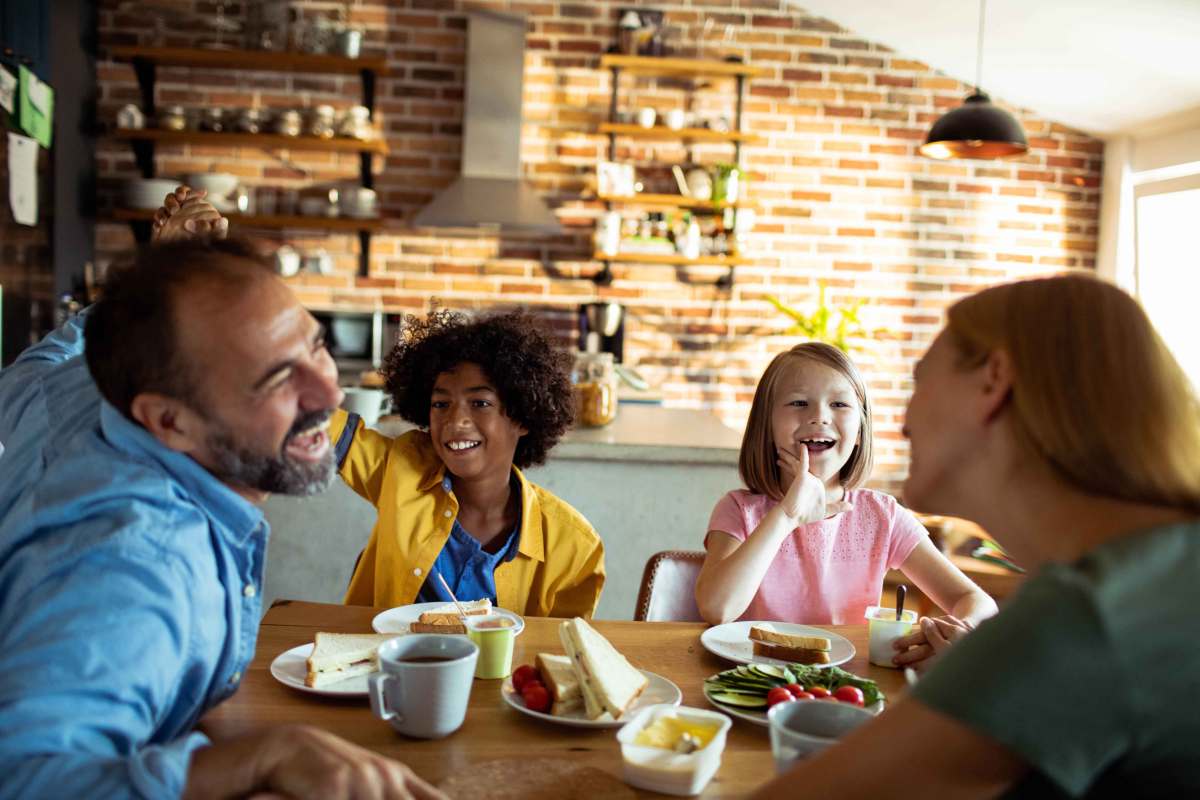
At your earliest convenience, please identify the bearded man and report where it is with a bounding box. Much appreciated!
[0,222,442,799]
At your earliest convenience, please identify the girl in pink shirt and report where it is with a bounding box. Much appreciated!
[695,343,995,665]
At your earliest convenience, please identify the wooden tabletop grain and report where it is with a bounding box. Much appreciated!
[201,601,909,798]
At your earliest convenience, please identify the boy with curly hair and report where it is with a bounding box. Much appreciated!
[329,309,605,618]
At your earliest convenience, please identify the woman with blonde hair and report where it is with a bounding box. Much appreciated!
[752,273,1200,798]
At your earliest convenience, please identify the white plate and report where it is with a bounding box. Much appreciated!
[702,684,883,727]
[269,643,372,697]
[501,670,681,729]
[699,621,855,668]
[372,602,525,637]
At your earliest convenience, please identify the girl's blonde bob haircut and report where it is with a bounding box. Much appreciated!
[946,273,1200,512]
[739,342,874,500]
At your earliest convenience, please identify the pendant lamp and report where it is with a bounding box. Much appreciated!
[920,0,1028,160]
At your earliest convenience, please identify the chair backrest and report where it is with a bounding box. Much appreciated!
[634,550,707,622]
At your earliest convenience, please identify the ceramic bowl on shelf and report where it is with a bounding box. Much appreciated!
[184,172,240,199]
[122,178,185,210]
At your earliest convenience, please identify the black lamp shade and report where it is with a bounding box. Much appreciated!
[920,91,1029,160]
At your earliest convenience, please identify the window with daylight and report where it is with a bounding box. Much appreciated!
[1133,173,1200,391]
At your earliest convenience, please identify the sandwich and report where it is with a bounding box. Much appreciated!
[558,617,648,721]
[749,623,831,664]
[410,598,492,634]
[535,652,583,716]
[305,632,395,688]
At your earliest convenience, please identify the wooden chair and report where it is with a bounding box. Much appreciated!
[634,550,707,622]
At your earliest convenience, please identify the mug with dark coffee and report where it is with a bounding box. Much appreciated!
[368,634,478,739]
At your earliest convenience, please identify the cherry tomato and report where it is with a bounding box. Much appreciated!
[784,683,806,698]
[512,664,540,693]
[521,682,551,713]
[807,686,831,699]
[834,686,865,706]
[766,687,794,707]
[793,691,815,700]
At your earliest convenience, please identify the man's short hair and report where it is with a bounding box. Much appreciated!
[85,237,274,418]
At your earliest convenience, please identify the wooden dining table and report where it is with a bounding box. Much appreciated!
[202,601,909,798]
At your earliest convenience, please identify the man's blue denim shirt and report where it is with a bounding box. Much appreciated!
[0,314,268,798]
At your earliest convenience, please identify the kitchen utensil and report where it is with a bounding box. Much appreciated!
[672,165,691,197]
[637,107,657,129]
[665,109,686,130]
[157,105,188,131]
[274,244,300,277]
[895,584,907,621]
[184,172,239,199]
[274,109,302,137]
[302,249,334,276]
[307,105,336,139]
[368,636,478,739]
[685,168,713,201]
[333,28,362,58]
[116,104,145,129]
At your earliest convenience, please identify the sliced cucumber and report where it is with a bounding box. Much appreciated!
[708,690,768,708]
[749,664,788,680]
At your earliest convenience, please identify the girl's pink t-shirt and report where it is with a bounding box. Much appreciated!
[705,488,927,625]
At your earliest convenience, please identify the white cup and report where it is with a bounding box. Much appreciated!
[637,107,657,128]
[865,605,917,668]
[665,109,686,130]
[341,387,386,426]
[368,635,478,739]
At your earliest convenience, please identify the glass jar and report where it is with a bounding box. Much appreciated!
[275,109,302,137]
[199,107,226,133]
[574,352,618,427]
[337,105,372,139]
[307,105,336,139]
[158,105,188,131]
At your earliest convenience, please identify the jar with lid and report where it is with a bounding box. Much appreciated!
[275,109,302,137]
[234,108,265,134]
[199,107,226,133]
[337,105,372,139]
[158,105,188,131]
[573,351,619,427]
[307,105,336,139]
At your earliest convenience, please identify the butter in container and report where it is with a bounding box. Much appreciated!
[615,704,731,796]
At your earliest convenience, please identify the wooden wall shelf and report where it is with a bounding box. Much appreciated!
[597,193,753,210]
[592,252,751,266]
[110,45,388,76]
[598,123,763,145]
[599,54,771,79]
[113,208,387,233]
[113,128,389,155]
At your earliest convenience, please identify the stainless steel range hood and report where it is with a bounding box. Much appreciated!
[412,11,561,235]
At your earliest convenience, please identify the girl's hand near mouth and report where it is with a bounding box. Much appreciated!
[777,443,853,523]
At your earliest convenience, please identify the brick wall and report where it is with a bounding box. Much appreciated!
[0,131,54,365]
[93,0,1103,492]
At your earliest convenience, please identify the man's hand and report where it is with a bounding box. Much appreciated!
[777,444,853,524]
[185,725,447,800]
[152,185,229,243]
[891,614,975,671]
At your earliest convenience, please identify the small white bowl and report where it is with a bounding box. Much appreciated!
[122,178,185,210]
[184,172,239,198]
[616,704,730,796]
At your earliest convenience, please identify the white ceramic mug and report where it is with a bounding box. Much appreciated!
[340,387,386,426]
[368,635,478,739]
[665,108,686,130]
[637,107,657,128]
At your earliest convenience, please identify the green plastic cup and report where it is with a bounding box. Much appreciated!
[464,614,516,679]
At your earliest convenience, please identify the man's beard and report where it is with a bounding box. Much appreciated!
[206,408,337,496]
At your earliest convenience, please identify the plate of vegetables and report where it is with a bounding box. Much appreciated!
[703,662,885,727]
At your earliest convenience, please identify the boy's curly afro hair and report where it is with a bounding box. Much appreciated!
[381,308,576,468]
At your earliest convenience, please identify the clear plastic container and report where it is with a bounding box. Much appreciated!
[616,704,730,796]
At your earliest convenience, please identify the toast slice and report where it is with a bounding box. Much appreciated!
[305,632,395,687]
[412,599,492,633]
[749,623,831,653]
[535,653,583,716]
[558,618,648,721]
[752,639,831,665]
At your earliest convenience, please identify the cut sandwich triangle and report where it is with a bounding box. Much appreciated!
[558,617,648,720]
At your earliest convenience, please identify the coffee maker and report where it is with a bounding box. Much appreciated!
[579,302,625,360]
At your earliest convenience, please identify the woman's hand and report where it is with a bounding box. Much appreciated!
[892,614,975,671]
[152,185,229,242]
[777,443,853,524]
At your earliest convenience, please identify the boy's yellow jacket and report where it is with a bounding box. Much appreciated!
[330,410,605,618]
